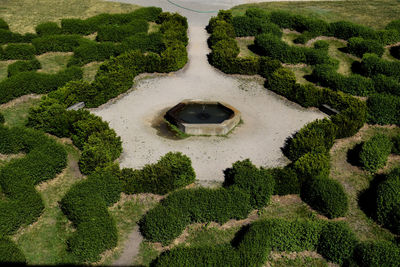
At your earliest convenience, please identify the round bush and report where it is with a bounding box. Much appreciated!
[270,167,300,195]
[353,240,400,267]
[0,238,26,263]
[301,178,348,218]
[317,222,357,265]
[2,44,35,60]
[293,152,330,182]
[35,22,62,35]
[0,18,9,30]
[7,59,41,77]
[359,133,392,173]
[367,93,400,125]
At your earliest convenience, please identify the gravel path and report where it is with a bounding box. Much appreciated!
[98,1,325,265]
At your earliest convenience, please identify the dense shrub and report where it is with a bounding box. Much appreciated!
[131,6,162,21]
[35,22,62,35]
[314,40,329,51]
[96,20,149,42]
[32,34,90,54]
[7,59,41,77]
[353,240,400,267]
[47,80,96,107]
[392,134,400,155]
[284,119,337,161]
[0,66,83,104]
[293,152,330,182]
[372,74,400,96]
[0,18,9,30]
[69,42,122,66]
[2,43,35,60]
[376,168,400,234]
[317,222,357,265]
[122,32,165,53]
[120,152,195,195]
[0,238,26,263]
[366,93,400,125]
[233,15,282,37]
[270,167,300,195]
[223,159,275,209]
[329,21,375,40]
[359,134,392,173]
[140,188,251,245]
[0,113,4,124]
[301,177,348,218]
[360,53,400,79]
[61,18,94,35]
[347,37,384,57]
[0,29,36,44]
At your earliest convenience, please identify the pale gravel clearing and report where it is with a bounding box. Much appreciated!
[92,23,325,182]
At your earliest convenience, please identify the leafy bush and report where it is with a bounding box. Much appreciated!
[372,74,400,96]
[376,168,400,234]
[284,119,337,161]
[0,238,26,263]
[223,159,275,209]
[329,21,376,40]
[0,113,4,124]
[7,59,41,77]
[360,53,400,79]
[120,152,195,195]
[367,93,400,125]
[233,15,282,37]
[32,34,90,54]
[122,32,165,53]
[353,240,400,267]
[35,22,62,35]
[2,43,35,60]
[140,188,251,245]
[314,40,329,51]
[0,18,9,30]
[359,134,392,173]
[392,134,400,155]
[347,37,384,57]
[270,167,300,195]
[0,66,83,104]
[61,18,94,35]
[96,20,149,42]
[317,222,357,265]
[293,152,330,182]
[301,177,348,218]
[0,29,36,44]
[69,42,122,66]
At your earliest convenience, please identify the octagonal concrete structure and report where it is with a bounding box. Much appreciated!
[165,100,241,135]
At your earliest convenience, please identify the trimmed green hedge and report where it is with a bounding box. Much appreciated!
[359,134,393,173]
[119,152,195,195]
[301,177,349,218]
[2,43,36,60]
[366,93,400,125]
[376,168,400,234]
[360,53,400,79]
[0,18,9,30]
[7,59,41,77]
[347,37,384,57]
[35,22,62,35]
[32,34,91,54]
[293,152,330,182]
[353,240,400,267]
[96,20,149,42]
[0,238,26,264]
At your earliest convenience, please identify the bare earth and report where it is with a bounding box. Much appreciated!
[95,1,325,265]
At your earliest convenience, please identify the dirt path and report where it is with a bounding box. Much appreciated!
[112,227,143,266]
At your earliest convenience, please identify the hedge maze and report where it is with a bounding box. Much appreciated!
[1,4,400,266]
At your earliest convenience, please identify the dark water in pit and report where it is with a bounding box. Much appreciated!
[177,104,233,124]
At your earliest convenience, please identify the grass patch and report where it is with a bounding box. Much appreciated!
[182,224,239,247]
[0,96,41,127]
[236,37,257,58]
[0,0,140,33]
[231,0,400,29]
[285,64,313,85]
[148,22,161,33]
[0,61,12,81]
[82,62,102,82]
[268,255,328,267]
[12,144,82,265]
[282,32,301,46]
[325,39,356,75]
[37,52,72,74]
[134,241,160,266]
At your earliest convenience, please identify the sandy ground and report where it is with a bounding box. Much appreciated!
[92,19,325,183]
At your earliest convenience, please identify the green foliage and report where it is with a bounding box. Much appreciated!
[392,134,400,155]
[372,74,400,96]
[293,152,330,182]
[359,134,392,172]
[120,152,195,195]
[96,20,149,42]
[347,37,384,57]
[367,93,400,125]
[0,238,26,263]
[47,80,96,107]
[35,22,62,35]
[0,18,9,30]
[0,66,82,104]
[301,178,348,218]
[284,119,337,161]
[233,15,282,37]
[317,222,357,265]
[223,159,275,209]
[140,188,251,245]
[360,53,400,79]
[270,167,300,195]
[329,21,376,41]
[7,59,41,77]
[61,18,94,35]
[376,168,400,234]
[122,32,165,53]
[353,240,400,267]
[32,34,90,54]
[314,40,329,51]
[0,113,4,124]
[2,43,35,60]
[0,29,36,44]
[69,42,122,66]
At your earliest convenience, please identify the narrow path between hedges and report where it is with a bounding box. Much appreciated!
[104,0,327,265]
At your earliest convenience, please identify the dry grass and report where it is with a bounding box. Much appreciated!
[0,0,140,33]
[36,52,73,74]
[236,37,257,58]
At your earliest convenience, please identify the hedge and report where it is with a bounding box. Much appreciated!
[0,238,26,264]
[270,167,300,195]
[353,240,400,267]
[2,43,35,60]
[232,15,282,37]
[372,74,400,96]
[360,53,400,79]
[140,188,252,245]
[366,93,400,125]
[35,22,62,35]
[0,29,36,44]
[293,152,330,182]
[96,20,149,42]
[7,58,41,77]
[122,32,165,53]
[392,134,400,155]
[347,37,384,57]
[317,221,357,265]
[223,159,275,209]
[119,152,195,195]
[376,168,400,234]
[68,42,123,66]
[0,126,67,261]
[301,177,349,218]
[359,134,392,173]
[0,18,9,30]
[0,66,83,104]
[0,113,4,124]
[32,34,91,54]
